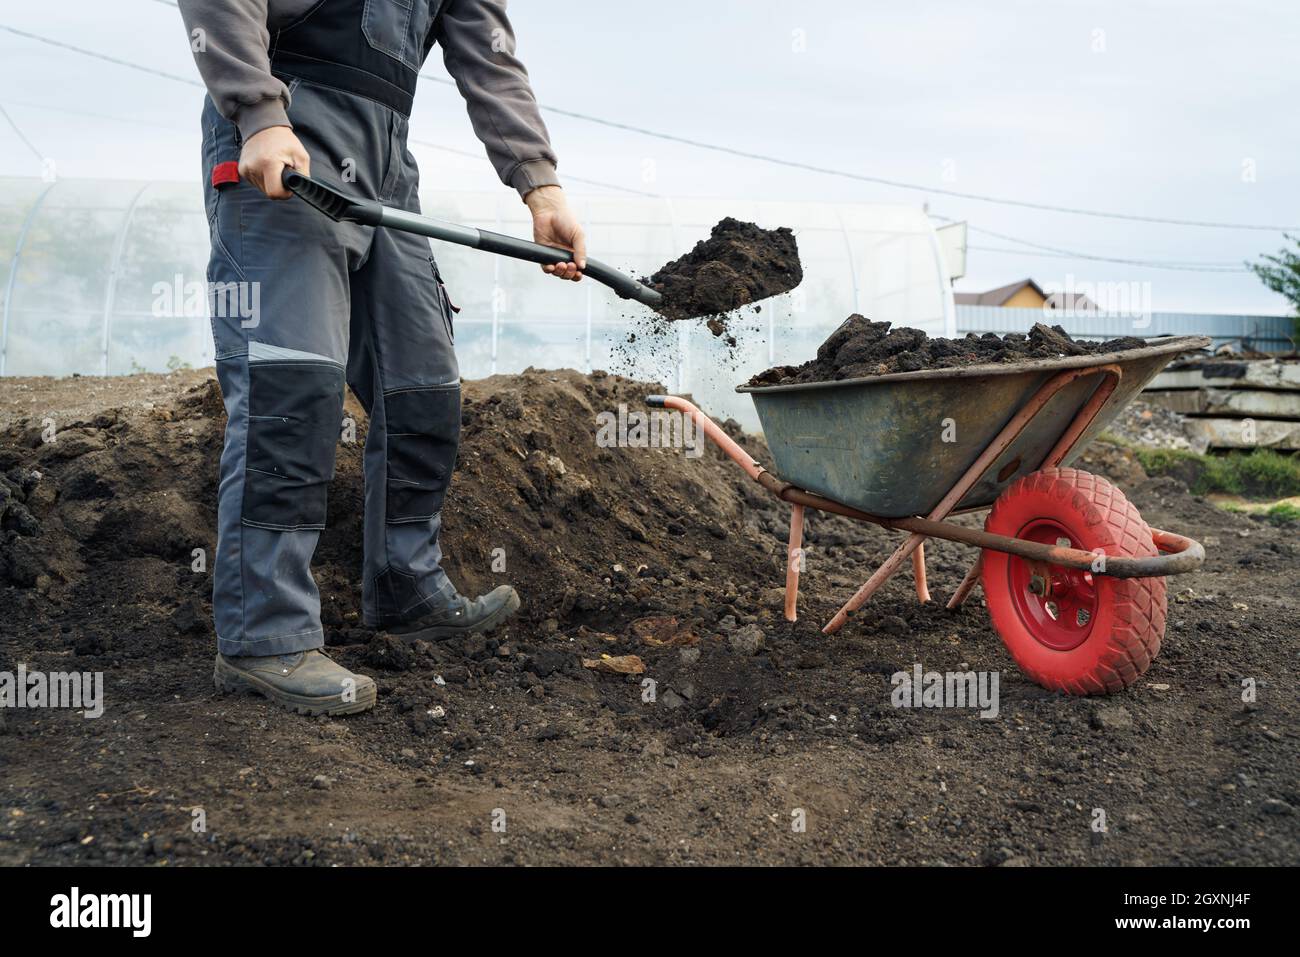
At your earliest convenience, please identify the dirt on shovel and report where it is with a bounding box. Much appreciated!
[644,217,803,326]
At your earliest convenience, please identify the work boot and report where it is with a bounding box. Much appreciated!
[388,585,521,643]
[214,649,376,716]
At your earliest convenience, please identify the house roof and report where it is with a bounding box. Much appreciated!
[954,278,1096,310]
[953,278,1047,306]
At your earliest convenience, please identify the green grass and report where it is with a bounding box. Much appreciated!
[1265,501,1300,525]
[1135,447,1300,499]
[1235,449,1300,498]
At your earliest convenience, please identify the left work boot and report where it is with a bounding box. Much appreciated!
[388,585,521,643]
[214,650,377,716]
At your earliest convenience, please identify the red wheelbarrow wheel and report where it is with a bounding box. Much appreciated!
[982,468,1167,694]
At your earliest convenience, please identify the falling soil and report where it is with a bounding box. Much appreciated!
[611,218,797,373]
[1,370,1297,865]
[750,316,1150,386]
[645,217,802,325]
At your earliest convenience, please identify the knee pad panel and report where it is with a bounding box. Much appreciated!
[384,384,460,522]
[243,360,345,529]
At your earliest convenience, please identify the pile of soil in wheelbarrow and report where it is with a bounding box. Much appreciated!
[749,317,1149,385]
[645,217,802,328]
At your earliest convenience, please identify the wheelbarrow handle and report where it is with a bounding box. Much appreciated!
[281,169,663,307]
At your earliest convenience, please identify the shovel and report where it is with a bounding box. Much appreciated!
[281,169,663,308]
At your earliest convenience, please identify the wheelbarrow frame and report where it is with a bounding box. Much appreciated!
[647,352,1206,633]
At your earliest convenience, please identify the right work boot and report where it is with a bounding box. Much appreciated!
[214,650,376,717]
[387,585,521,643]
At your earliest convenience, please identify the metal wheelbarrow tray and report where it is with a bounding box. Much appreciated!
[648,335,1210,695]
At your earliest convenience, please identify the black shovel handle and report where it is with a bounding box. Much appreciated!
[281,169,663,307]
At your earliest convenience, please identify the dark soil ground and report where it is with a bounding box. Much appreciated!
[645,218,802,327]
[751,317,1150,385]
[1,369,1296,866]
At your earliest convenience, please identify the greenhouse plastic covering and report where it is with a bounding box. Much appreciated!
[0,176,953,425]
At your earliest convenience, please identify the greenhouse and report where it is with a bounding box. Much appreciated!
[0,176,954,425]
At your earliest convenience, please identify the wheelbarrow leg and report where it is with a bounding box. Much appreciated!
[784,504,804,622]
[946,554,983,609]
[824,532,927,633]
[912,543,930,604]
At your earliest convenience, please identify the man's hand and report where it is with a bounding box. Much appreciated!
[525,186,586,281]
[238,126,311,199]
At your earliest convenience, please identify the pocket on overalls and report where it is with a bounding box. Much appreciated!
[428,256,459,343]
[202,101,248,358]
[207,188,244,284]
[362,0,437,69]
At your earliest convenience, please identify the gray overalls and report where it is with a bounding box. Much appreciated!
[202,0,459,656]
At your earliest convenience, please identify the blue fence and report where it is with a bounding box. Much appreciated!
[955,305,1294,353]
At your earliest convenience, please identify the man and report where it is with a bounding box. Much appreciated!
[178,0,584,716]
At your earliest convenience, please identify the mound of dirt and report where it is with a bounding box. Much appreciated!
[750,317,1149,386]
[645,218,802,325]
[0,369,787,642]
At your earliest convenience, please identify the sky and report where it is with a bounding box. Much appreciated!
[1,0,1297,315]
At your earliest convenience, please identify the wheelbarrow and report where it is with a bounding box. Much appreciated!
[648,335,1210,694]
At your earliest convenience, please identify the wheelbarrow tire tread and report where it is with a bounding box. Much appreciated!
[983,467,1166,695]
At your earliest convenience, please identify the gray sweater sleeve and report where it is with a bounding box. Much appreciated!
[436,0,560,198]
[177,0,294,142]
[177,0,560,197]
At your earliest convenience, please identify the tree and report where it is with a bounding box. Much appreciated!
[1248,234,1300,340]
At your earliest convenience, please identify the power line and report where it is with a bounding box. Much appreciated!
[0,97,659,199]
[965,221,1245,268]
[16,15,1300,233]
[409,139,661,197]
[0,98,181,131]
[968,245,1249,274]
[0,25,203,88]
[930,215,1253,273]
[453,95,1299,232]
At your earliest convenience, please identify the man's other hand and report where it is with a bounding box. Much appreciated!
[238,126,311,199]
[525,186,586,281]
